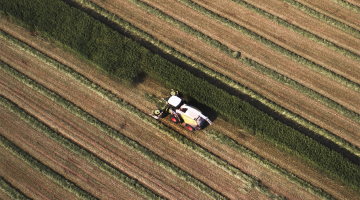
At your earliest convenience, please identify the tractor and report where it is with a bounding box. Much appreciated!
[151,90,212,131]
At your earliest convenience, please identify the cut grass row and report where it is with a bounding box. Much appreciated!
[143,0,360,122]
[0,39,284,198]
[1,0,360,193]
[204,129,336,200]
[226,0,360,63]
[330,0,360,14]
[66,0,360,160]
[279,0,360,38]
[0,132,97,200]
[0,177,30,200]
[0,95,165,200]
[0,34,338,200]
[0,61,228,200]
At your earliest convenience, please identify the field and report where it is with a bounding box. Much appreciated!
[1,0,360,199]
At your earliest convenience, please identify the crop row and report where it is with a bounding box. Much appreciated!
[0,61,228,200]
[1,0,359,192]
[0,39,285,200]
[0,30,336,200]
[329,0,360,14]
[226,0,360,63]
[0,176,30,200]
[204,129,336,200]
[280,0,360,38]
[0,132,97,200]
[147,0,360,122]
[65,0,360,160]
[0,94,166,200]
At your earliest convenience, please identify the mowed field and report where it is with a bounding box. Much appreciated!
[1,0,360,200]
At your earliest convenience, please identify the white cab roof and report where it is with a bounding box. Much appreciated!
[168,96,182,107]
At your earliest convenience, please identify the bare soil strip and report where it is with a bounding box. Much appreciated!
[191,0,360,81]
[1,13,359,199]
[298,0,360,28]
[345,0,360,8]
[232,0,360,56]
[0,21,358,199]
[72,0,360,148]
[0,72,207,199]
[0,46,272,200]
[0,105,147,200]
[249,0,360,53]
[136,0,360,112]
[0,135,82,200]
[0,176,31,200]
[0,28,315,200]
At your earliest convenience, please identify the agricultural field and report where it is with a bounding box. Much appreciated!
[1,0,360,199]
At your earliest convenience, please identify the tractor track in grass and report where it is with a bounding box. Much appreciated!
[186,0,360,81]
[243,0,360,54]
[295,0,360,29]
[0,135,80,200]
[0,143,81,200]
[132,0,360,117]
[0,62,212,199]
[0,107,145,200]
[0,43,274,200]
[0,33,274,199]
[1,15,359,199]
[0,22,313,200]
[63,0,360,151]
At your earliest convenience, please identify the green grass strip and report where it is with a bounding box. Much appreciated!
[173,0,360,122]
[227,0,360,63]
[280,0,360,38]
[0,46,283,200]
[330,0,360,14]
[0,62,227,199]
[205,130,336,200]
[126,0,360,127]
[0,133,97,200]
[0,95,164,200]
[1,0,359,193]
[0,177,30,200]
[69,1,360,192]
[65,0,360,162]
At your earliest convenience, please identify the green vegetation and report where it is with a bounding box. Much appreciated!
[226,0,360,63]
[0,95,165,200]
[0,133,97,200]
[330,0,360,14]
[0,177,30,200]
[62,0,360,159]
[279,0,360,38]
[205,129,336,199]
[1,0,360,194]
[0,61,228,200]
[171,0,360,122]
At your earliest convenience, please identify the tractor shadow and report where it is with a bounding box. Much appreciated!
[183,97,218,129]
[61,0,360,166]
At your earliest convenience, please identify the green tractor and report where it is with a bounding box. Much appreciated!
[151,90,212,131]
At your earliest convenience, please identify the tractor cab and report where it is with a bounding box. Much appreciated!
[151,90,212,131]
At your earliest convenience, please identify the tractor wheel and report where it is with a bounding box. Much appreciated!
[186,125,195,131]
[170,114,180,123]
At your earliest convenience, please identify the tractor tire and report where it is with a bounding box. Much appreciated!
[170,114,180,123]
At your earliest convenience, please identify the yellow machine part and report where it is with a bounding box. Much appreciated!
[181,114,198,126]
